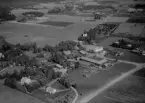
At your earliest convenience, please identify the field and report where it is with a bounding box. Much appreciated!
[88,71,145,103]
[105,75,145,103]
[111,23,145,38]
[0,0,64,7]
[0,21,99,46]
[39,21,74,27]
[68,62,136,102]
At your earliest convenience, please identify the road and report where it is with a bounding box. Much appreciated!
[77,63,145,103]
[71,87,79,103]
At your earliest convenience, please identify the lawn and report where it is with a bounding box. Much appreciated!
[39,21,74,27]
[68,62,136,99]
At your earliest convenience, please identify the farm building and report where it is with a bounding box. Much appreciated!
[80,57,107,65]
[84,45,104,53]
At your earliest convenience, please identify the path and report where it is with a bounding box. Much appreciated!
[77,63,145,103]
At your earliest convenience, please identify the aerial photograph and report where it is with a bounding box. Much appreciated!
[0,0,145,103]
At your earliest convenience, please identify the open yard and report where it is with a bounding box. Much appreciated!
[68,62,136,102]
[39,21,74,27]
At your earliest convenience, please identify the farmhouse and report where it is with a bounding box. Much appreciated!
[80,57,107,65]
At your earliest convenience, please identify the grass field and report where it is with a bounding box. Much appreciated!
[68,62,136,102]
[39,21,74,27]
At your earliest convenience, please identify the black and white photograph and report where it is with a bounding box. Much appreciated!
[0,0,145,103]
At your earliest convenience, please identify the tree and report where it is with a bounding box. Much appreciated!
[0,6,16,20]
[57,40,77,51]
[43,44,56,52]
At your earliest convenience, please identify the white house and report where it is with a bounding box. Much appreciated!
[20,77,32,85]
[82,33,88,37]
